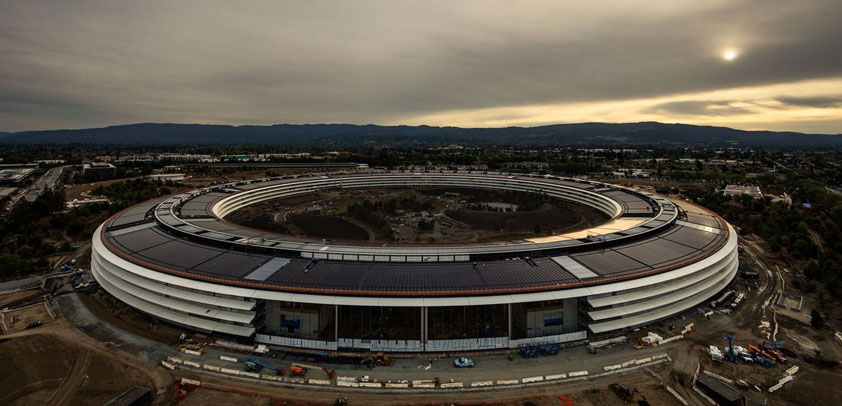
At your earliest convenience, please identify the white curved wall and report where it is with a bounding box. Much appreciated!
[92,221,739,342]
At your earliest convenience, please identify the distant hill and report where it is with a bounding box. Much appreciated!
[0,122,840,147]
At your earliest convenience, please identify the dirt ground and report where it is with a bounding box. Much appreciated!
[0,302,55,334]
[0,323,172,405]
[0,289,42,309]
[226,187,607,243]
[177,387,271,406]
[174,365,680,406]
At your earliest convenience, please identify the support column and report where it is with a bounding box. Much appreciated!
[507,304,512,340]
[421,307,428,351]
[334,305,339,343]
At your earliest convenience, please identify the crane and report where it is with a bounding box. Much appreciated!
[723,332,736,362]
[245,358,284,375]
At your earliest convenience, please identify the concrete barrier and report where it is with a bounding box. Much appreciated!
[242,371,260,379]
[441,382,464,388]
[181,378,202,386]
[568,371,588,377]
[769,375,794,392]
[220,355,238,362]
[786,365,799,375]
[385,382,409,388]
[621,359,637,368]
[286,378,305,384]
[337,381,360,387]
[471,381,493,387]
[183,360,201,368]
[603,364,622,371]
[161,361,175,370]
[413,383,435,388]
[261,374,281,381]
[522,376,544,383]
[184,349,202,356]
[635,357,653,365]
[652,353,669,360]
[220,367,241,376]
[496,379,519,385]
[167,357,184,364]
[203,364,221,372]
[545,373,567,380]
[360,382,383,388]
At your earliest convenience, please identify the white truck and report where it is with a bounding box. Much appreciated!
[730,292,745,309]
[709,345,723,362]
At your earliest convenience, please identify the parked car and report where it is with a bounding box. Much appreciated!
[454,357,475,368]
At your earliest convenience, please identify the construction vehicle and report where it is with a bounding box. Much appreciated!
[291,362,337,379]
[245,358,284,375]
[755,354,777,367]
[730,293,745,309]
[709,345,723,363]
[747,344,762,355]
[761,341,788,364]
[361,352,394,368]
[289,365,307,376]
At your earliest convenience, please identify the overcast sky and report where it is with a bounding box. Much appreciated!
[2,0,842,133]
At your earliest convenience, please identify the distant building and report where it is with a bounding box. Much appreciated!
[82,162,117,180]
[722,184,762,199]
[94,155,115,163]
[0,168,35,185]
[148,173,186,182]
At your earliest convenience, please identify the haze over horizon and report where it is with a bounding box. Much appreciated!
[2,1,842,134]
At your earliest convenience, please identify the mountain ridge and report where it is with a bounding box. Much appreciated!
[0,122,840,147]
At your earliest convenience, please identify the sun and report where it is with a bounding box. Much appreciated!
[722,49,738,61]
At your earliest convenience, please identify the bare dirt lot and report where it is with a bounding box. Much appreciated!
[0,289,42,309]
[0,326,171,405]
[226,187,608,243]
[0,302,55,334]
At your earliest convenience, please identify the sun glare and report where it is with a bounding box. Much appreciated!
[723,49,738,61]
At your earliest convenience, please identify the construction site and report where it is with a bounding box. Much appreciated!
[1,219,841,406]
[226,187,608,243]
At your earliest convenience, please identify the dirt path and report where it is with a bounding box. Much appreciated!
[1,319,174,405]
[48,349,91,405]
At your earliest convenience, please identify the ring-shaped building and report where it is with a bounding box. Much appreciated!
[91,171,738,352]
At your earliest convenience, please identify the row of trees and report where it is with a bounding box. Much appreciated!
[686,174,842,300]
[0,178,177,280]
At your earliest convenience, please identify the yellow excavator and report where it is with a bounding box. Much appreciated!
[361,352,394,368]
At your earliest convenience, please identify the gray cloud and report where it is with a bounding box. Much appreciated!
[1,0,842,132]
[776,96,842,108]
[647,101,753,116]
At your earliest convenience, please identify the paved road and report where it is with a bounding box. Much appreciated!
[24,166,65,202]
[0,276,42,294]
